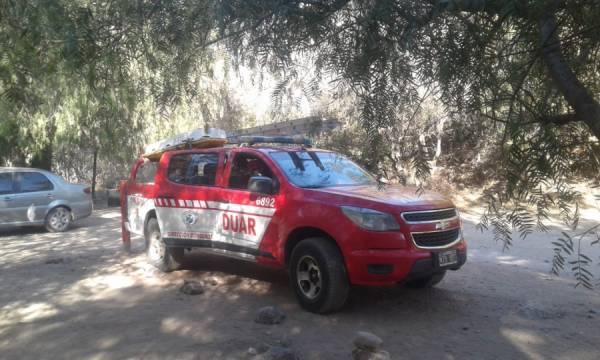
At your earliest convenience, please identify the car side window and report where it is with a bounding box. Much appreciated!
[135,161,158,184]
[168,153,219,186]
[228,153,275,190]
[14,172,54,193]
[0,173,14,195]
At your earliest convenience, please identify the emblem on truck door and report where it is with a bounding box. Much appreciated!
[436,220,450,230]
[182,210,199,227]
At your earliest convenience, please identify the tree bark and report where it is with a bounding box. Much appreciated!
[431,1,600,138]
[538,7,600,139]
[91,149,98,200]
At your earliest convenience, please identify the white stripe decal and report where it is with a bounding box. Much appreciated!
[207,201,276,216]
[153,198,274,216]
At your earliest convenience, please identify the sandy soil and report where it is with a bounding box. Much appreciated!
[1,204,599,360]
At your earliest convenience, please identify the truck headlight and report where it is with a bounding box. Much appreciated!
[341,206,400,231]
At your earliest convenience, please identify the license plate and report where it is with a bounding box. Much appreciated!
[438,250,458,267]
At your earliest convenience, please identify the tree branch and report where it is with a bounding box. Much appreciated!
[538,3,600,139]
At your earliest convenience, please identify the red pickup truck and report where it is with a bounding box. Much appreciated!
[120,138,466,313]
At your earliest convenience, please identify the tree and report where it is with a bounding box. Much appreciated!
[0,0,216,174]
[214,0,600,285]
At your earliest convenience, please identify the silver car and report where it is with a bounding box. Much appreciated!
[0,167,92,232]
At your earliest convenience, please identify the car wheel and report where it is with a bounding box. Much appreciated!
[405,271,446,289]
[45,207,72,232]
[145,217,184,272]
[289,237,349,314]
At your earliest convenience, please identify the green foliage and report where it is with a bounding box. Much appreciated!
[0,0,224,183]
[0,0,599,286]
[214,0,600,286]
[552,226,600,289]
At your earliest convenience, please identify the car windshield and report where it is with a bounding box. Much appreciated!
[270,151,376,188]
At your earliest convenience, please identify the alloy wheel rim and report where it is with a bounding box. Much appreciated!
[50,208,69,231]
[296,255,322,300]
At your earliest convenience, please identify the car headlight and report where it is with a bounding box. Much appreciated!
[340,206,400,231]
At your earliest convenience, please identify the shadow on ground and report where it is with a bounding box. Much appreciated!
[1,209,599,359]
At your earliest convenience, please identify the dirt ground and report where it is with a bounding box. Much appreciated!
[1,201,599,359]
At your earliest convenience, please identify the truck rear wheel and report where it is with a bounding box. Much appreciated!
[145,218,184,272]
[289,238,349,314]
[405,271,446,288]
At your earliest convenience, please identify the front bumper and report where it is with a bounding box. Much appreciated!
[345,241,467,286]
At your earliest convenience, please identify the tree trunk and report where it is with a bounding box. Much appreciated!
[91,149,98,200]
[539,8,600,139]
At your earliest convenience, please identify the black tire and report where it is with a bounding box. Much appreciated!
[289,237,349,314]
[145,218,184,272]
[405,271,446,289]
[45,207,72,232]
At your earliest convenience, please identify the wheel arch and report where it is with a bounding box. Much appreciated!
[143,209,157,237]
[45,202,73,218]
[284,227,344,266]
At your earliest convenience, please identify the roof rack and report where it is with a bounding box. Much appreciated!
[143,128,227,161]
[227,135,312,147]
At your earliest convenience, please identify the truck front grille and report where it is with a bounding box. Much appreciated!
[412,228,460,248]
[401,208,457,223]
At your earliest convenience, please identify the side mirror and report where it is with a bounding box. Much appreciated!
[248,176,274,194]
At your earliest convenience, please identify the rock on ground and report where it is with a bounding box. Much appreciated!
[353,331,383,350]
[352,331,389,360]
[352,348,391,360]
[179,280,205,295]
[255,306,286,325]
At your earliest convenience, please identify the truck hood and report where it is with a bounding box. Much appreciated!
[313,184,454,209]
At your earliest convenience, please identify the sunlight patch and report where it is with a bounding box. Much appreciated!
[0,302,59,326]
[161,317,215,342]
[501,328,546,360]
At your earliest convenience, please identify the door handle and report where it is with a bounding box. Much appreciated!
[3,197,12,202]
[47,194,54,199]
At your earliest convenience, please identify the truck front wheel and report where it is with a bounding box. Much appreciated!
[289,238,349,314]
[145,218,184,272]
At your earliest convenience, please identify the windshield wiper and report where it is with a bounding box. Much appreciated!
[307,151,325,170]
[287,151,305,171]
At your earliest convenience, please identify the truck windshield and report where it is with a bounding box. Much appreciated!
[270,151,376,188]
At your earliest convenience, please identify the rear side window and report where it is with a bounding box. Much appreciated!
[136,161,158,184]
[0,173,13,195]
[228,153,274,190]
[168,153,219,186]
[14,172,54,193]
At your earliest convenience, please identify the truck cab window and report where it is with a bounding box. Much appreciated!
[228,153,274,190]
[168,153,219,186]
[135,161,158,184]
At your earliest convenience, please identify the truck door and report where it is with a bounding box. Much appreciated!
[217,150,279,258]
[126,159,158,235]
[154,150,223,246]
